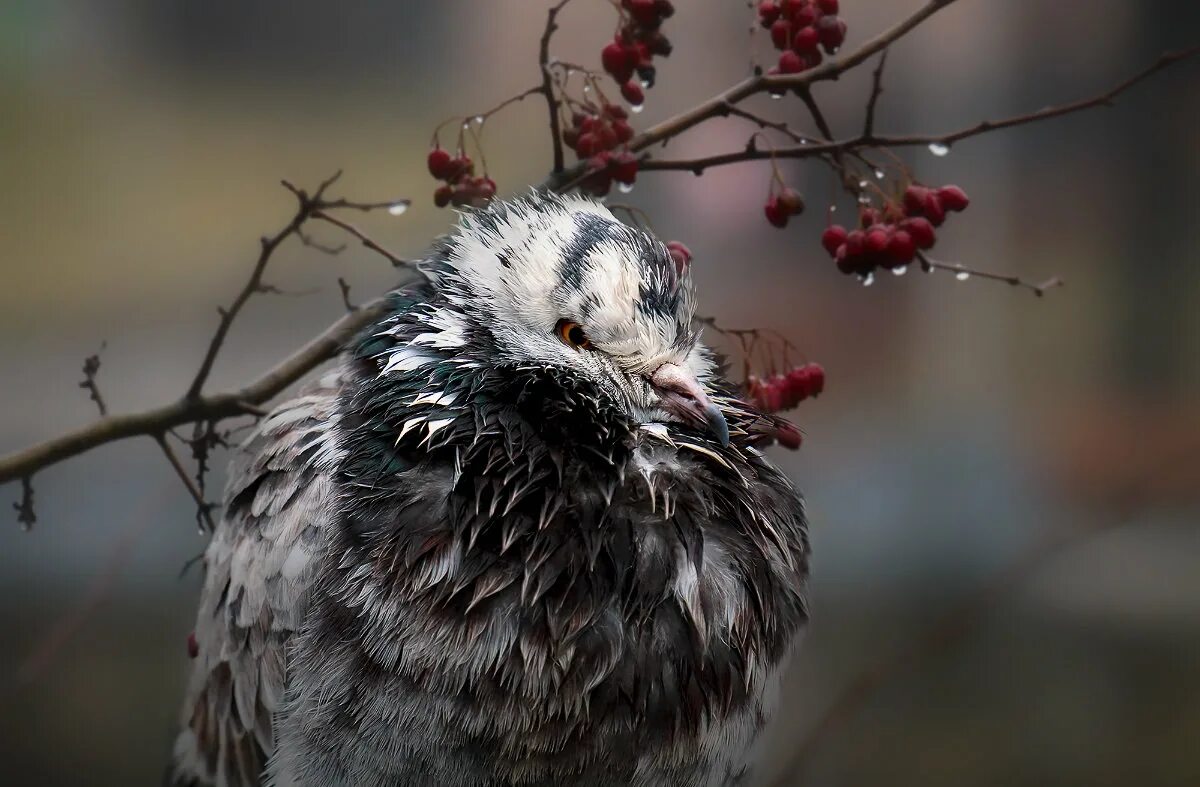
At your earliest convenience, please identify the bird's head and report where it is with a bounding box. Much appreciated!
[421,193,728,445]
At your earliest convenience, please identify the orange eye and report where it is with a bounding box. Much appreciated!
[556,319,593,350]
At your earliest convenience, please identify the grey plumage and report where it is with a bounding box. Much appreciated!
[173,193,810,787]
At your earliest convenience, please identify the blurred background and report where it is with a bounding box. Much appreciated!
[1,1,1198,785]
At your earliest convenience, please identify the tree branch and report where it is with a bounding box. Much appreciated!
[635,47,1199,177]
[0,298,387,486]
[155,434,216,532]
[540,0,574,174]
[918,252,1065,297]
[312,211,412,268]
[79,344,107,417]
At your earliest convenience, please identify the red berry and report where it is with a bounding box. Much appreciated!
[817,16,847,52]
[764,197,789,228]
[478,177,497,200]
[611,151,639,184]
[903,184,930,216]
[770,19,791,50]
[427,147,453,180]
[595,123,618,151]
[562,127,580,150]
[835,243,855,274]
[786,367,813,401]
[620,80,645,106]
[816,0,839,13]
[777,187,804,215]
[792,26,819,52]
[575,133,598,158]
[758,0,781,26]
[858,207,879,229]
[821,224,848,256]
[844,229,865,257]
[864,227,890,255]
[921,192,946,226]
[886,230,916,264]
[793,5,817,27]
[613,119,634,143]
[778,49,805,74]
[628,0,658,26]
[902,217,937,249]
[937,185,970,212]
[780,0,805,17]
[433,184,453,207]
[654,0,675,19]
[602,41,629,76]
[187,631,199,659]
[805,363,825,395]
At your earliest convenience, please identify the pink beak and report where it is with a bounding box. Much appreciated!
[649,363,730,446]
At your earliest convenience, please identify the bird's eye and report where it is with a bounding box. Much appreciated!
[556,319,593,350]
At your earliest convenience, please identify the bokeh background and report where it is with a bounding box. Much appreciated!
[2,1,1198,785]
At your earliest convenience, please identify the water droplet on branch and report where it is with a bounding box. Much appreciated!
[892,265,908,276]
[388,202,410,216]
[861,272,875,287]
[928,142,951,157]
[617,182,635,194]
[955,271,971,281]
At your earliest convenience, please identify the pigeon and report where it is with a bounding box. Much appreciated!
[171,193,810,787]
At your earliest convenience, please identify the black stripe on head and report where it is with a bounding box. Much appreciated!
[557,212,620,295]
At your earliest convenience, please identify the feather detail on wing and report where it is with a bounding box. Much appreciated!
[171,371,344,787]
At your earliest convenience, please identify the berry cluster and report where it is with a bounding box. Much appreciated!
[562,103,639,196]
[821,184,969,276]
[600,0,676,107]
[746,362,825,413]
[427,146,497,208]
[764,186,806,228]
[758,0,847,75]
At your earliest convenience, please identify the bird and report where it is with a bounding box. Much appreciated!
[171,192,810,787]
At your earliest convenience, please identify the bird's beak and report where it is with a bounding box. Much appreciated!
[649,362,730,447]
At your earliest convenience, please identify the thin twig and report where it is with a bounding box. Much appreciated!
[312,211,412,268]
[79,343,108,416]
[155,434,216,531]
[337,277,357,312]
[863,49,889,137]
[0,298,388,486]
[540,0,575,174]
[13,477,35,530]
[184,172,344,401]
[636,48,1199,177]
[719,103,811,144]
[297,229,346,256]
[918,252,1065,297]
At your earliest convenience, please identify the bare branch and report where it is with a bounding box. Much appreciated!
[338,277,357,312]
[540,0,575,174]
[863,49,890,137]
[79,343,108,416]
[297,229,347,256]
[13,477,34,530]
[918,252,1064,297]
[636,48,1199,177]
[155,434,216,532]
[629,0,962,155]
[312,211,412,268]
[0,298,388,486]
[184,172,345,401]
